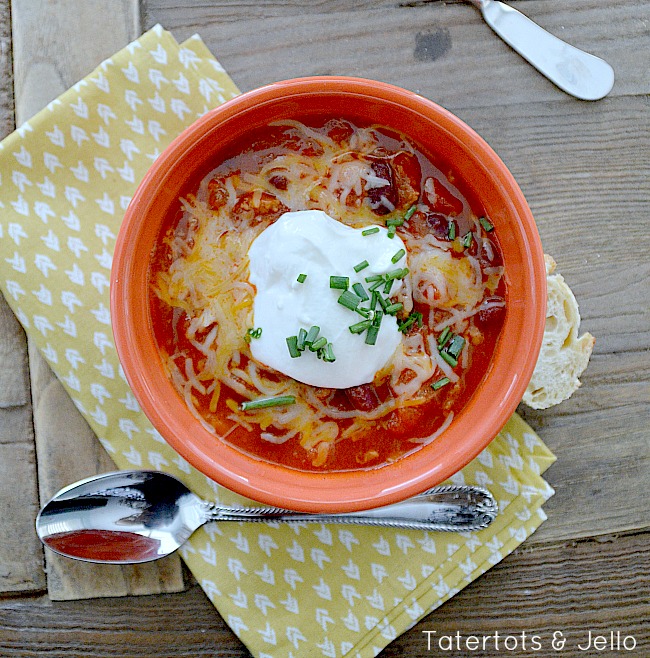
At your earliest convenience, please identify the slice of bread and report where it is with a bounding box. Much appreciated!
[522,255,595,409]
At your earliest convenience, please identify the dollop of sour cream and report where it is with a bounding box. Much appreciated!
[247,210,407,388]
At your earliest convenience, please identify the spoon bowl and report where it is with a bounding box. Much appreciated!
[36,470,498,564]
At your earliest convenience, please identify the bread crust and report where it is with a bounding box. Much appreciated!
[522,255,595,409]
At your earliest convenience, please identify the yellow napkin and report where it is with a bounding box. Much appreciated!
[0,26,556,657]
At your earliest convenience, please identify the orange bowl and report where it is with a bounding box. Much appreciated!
[111,77,546,513]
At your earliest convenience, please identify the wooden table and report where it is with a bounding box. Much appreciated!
[1,1,648,655]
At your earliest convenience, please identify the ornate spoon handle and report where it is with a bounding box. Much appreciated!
[202,485,498,532]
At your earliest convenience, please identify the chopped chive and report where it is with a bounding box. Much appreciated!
[362,226,380,236]
[297,273,307,283]
[356,306,372,318]
[387,225,396,239]
[323,342,336,362]
[286,335,301,358]
[365,325,379,345]
[365,274,383,283]
[438,326,452,347]
[305,325,320,345]
[330,275,349,290]
[383,278,394,295]
[372,309,384,328]
[240,395,296,411]
[385,267,406,281]
[404,204,417,221]
[352,282,369,301]
[447,220,456,240]
[296,327,308,351]
[376,293,389,311]
[391,249,406,264]
[310,336,328,352]
[432,376,450,391]
[385,302,403,315]
[386,216,404,228]
[353,260,369,273]
[462,231,473,248]
[337,290,361,311]
[446,335,465,359]
[398,315,416,333]
[439,350,458,367]
[370,290,379,311]
[349,319,372,334]
[479,216,494,232]
[368,278,385,292]
[244,327,262,342]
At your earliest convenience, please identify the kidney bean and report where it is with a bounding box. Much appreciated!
[367,159,397,215]
[345,384,381,412]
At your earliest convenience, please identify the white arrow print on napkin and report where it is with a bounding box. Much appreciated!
[316,637,336,658]
[65,262,84,285]
[43,152,63,173]
[124,114,144,135]
[10,195,29,216]
[90,272,110,294]
[11,170,32,192]
[57,316,77,337]
[90,303,111,325]
[118,418,139,440]
[120,138,140,161]
[201,579,221,601]
[64,186,85,207]
[258,534,279,558]
[122,446,142,467]
[227,616,248,638]
[13,145,32,167]
[61,370,80,392]
[313,578,331,601]
[286,627,307,651]
[34,254,57,277]
[229,531,249,554]
[341,558,360,580]
[371,562,388,584]
[279,592,299,614]
[172,73,190,94]
[6,252,26,273]
[338,529,359,552]
[283,568,303,591]
[124,89,143,112]
[65,348,85,369]
[32,285,52,306]
[34,201,55,224]
[227,558,247,580]
[8,223,28,245]
[148,68,169,89]
[97,103,117,125]
[170,98,191,121]
[342,610,360,632]
[5,281,25,301]
[148,452,169,470]
[254,564,275,585]
[46,125,65,147]
[254,595,276,618]
[341,583,361,607]
[229,587,247,609]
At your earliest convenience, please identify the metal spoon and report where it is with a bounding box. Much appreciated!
[469,0,615,100]
[36,470,498,564]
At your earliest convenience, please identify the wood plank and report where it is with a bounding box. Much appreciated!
[10,0,185,600]
[0,531,647,656]
[0,1,44,594]
[143,0,648,107]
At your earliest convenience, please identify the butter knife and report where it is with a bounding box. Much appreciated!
[469,0,615,100]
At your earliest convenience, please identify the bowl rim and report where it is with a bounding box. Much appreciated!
[111,76,547,513]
